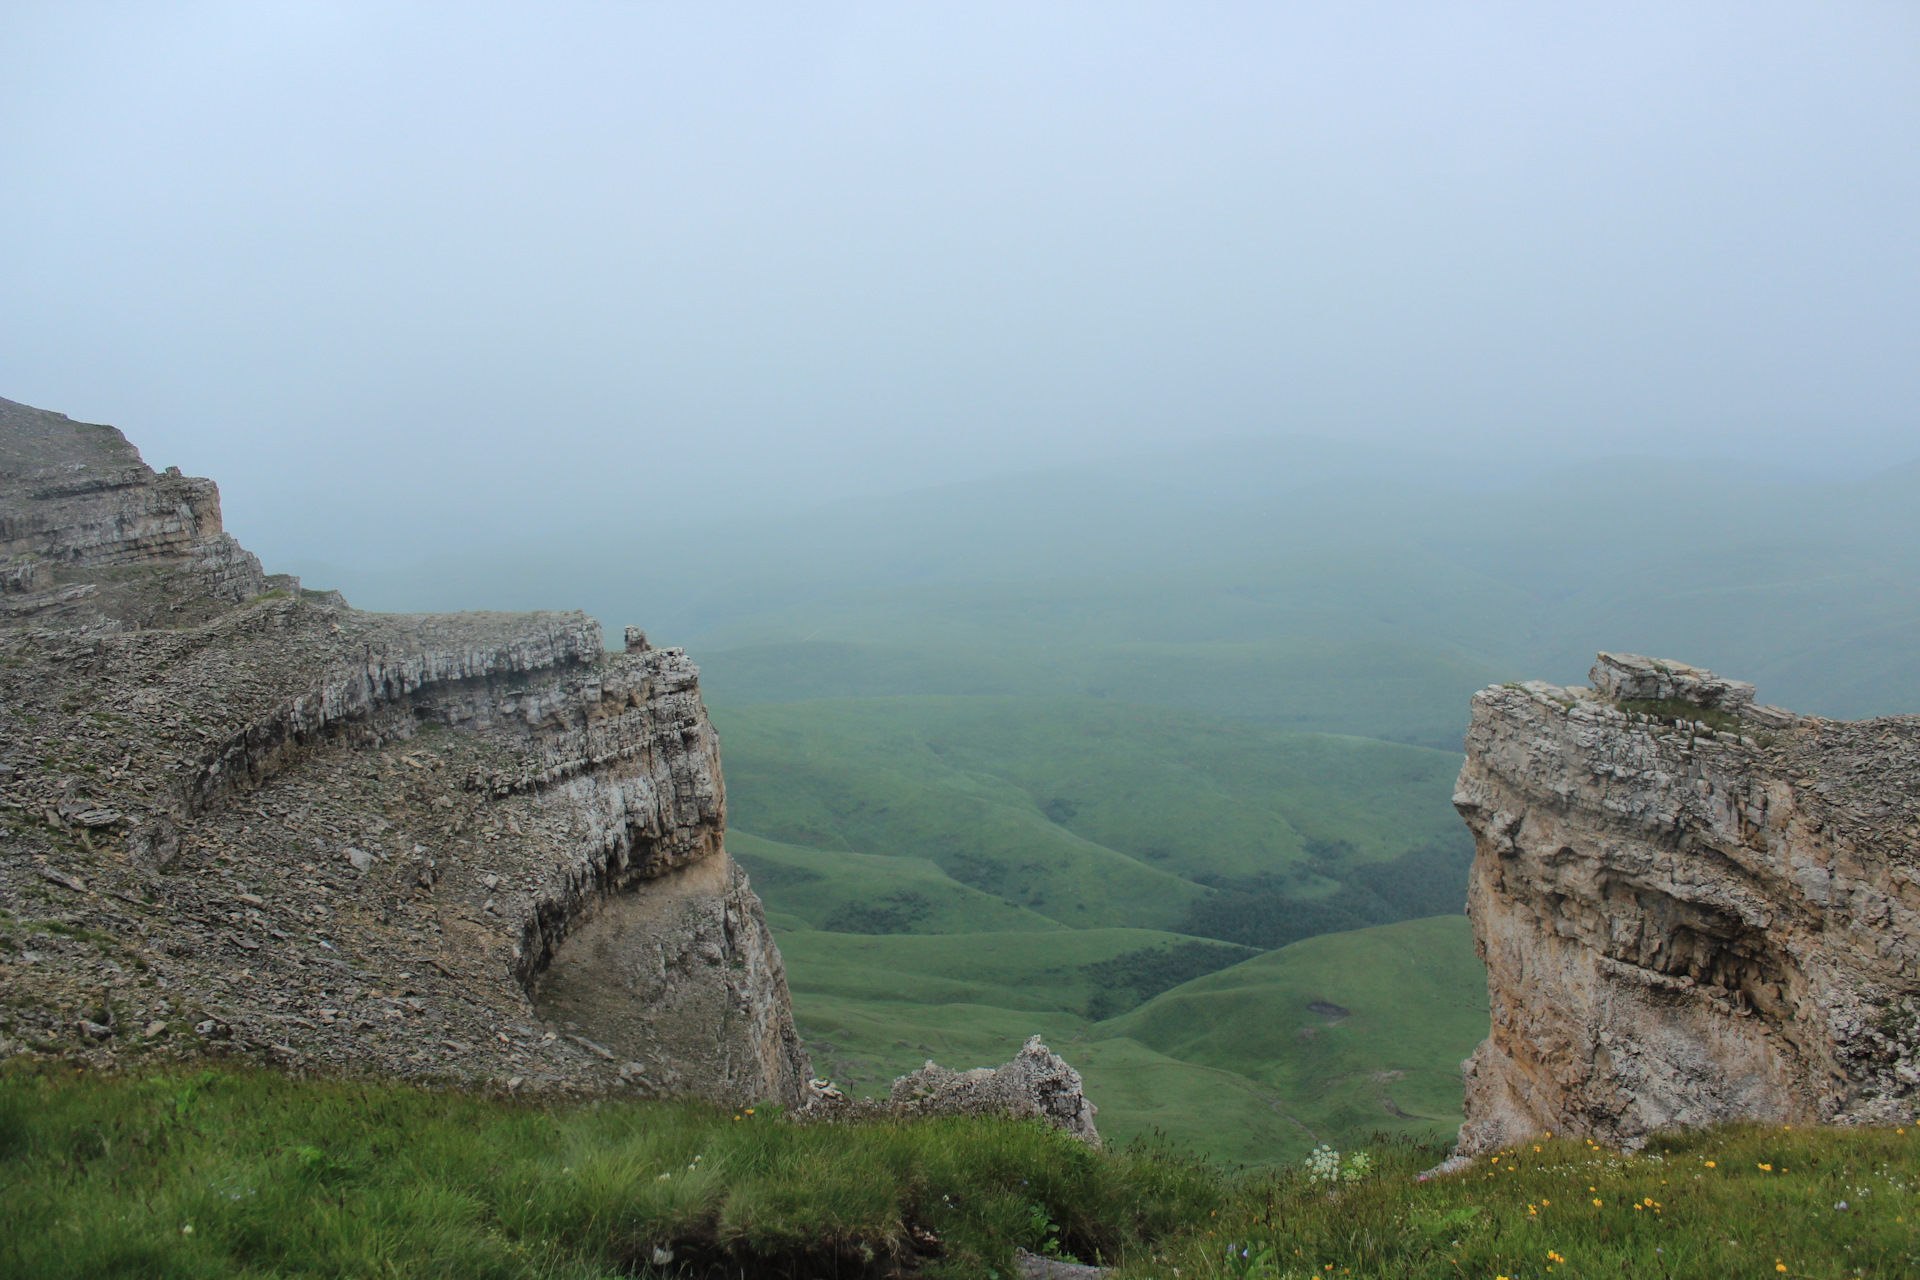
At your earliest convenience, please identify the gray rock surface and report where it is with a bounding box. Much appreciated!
[1588,651,1756,712]
[0,397,809,1106]
[1014,1249,1109,1278]
[1455,654,1920,1153]
[888,1035,1102,1146]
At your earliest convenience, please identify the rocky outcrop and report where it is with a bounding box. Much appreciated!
[1454,652,1920,1152]
[0,397,809,1106]
[0,396,268,617]
[887,1036,1102,1146]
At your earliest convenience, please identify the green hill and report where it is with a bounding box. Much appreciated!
[728,832,1064,936]
[699,635,1499,750]
[775,928,1255,1020]
[762,916,1483,1164]
[715,695,1484,1163]
[1099,915,1487,1150]
[714,696,1470,936]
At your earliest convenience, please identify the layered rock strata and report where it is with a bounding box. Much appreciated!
[1455,652,1920,1152]
[0,397,808,1105]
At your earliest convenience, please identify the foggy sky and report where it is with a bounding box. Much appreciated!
[2,2,1916,569]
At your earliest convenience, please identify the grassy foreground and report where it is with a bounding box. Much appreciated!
[7,1064,1920,1278]
[0,1062,1215,1279]
[1156,1124,1920,1280]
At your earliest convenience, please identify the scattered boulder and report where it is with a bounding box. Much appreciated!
[127,816,180,868]
[804,1076,845,1105]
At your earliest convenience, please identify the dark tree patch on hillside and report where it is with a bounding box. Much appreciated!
[1082,940,1260,1020]
[1177,829,1474,951]
[824,890,936,935]
[944,852,1010,894]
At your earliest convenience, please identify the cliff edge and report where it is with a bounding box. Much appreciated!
[1454,652,1920,1152]
[0,396,809,1105]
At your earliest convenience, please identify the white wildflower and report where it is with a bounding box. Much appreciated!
[1304,1145,1343,1184]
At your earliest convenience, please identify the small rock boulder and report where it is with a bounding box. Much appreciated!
[1016,1250,1109,1278]
[889,1035,1101,1147]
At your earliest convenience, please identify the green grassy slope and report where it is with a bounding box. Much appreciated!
[699,636,1500,750]
[775,928,1254,1017]
[788,995,1308,1166]
[715,702,1208,931]
[728,831,1064,935]
[0,1063,1206,1279]
[1100,915,1487,1149]
[773,917,1484,1164]
[713,696,1484,1163]
[715,696,1466,899]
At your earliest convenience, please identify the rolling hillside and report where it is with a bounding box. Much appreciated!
[713,697,1472,938]
[769,917,1486,1164]
[716,696,1483,1162]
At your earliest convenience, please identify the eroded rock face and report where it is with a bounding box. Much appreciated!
[532,851,809,1105]
[1455,653,1920,1153]
[0,397,808,1105]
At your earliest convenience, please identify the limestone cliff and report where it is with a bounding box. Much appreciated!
[1455,652,1920,1152]
[0,396,809,1105]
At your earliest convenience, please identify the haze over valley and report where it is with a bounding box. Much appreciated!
[3,0,1920,1197]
